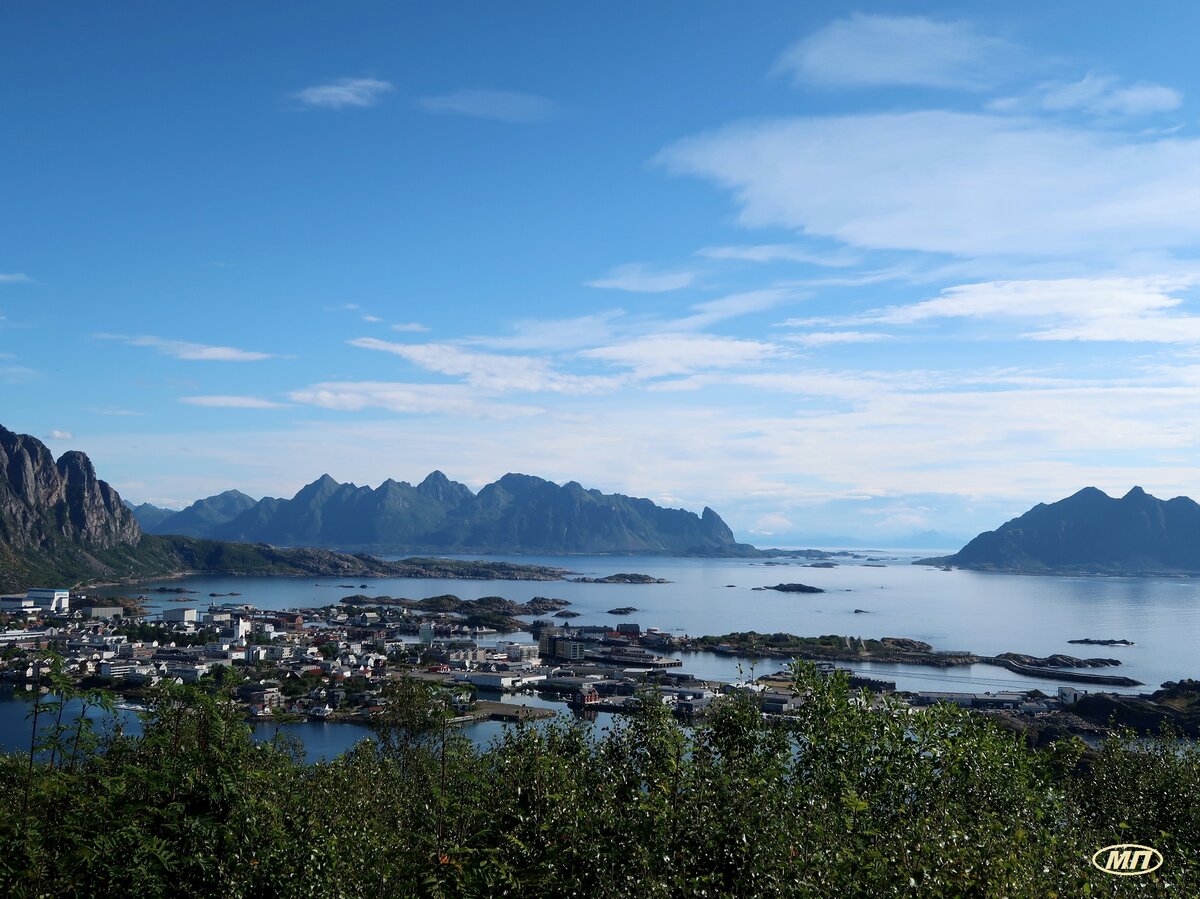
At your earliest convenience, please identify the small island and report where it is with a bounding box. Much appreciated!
[339,593,571,631]
[607,607,639,615]
[570,573,669,584]
[1068,638,1135,646]
[754,583,825,594]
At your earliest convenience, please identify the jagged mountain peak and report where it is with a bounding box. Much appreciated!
[151,467,755,556]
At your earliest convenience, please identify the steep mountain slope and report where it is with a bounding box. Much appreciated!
[171,470,755,556]
[922,486,1200,574]
[146,489,259,537]
[1,425,141,552]
[213,471,471,547]
[125,501,177,531]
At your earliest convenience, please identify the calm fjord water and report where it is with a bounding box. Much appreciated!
[104,552,1200,695]
[6,552,1197,761]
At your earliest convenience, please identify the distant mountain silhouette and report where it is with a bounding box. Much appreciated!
[140,489,259,538]
[123,500,176,531]
[920,486,1200,574]
[0,424,574,591]
[140,471,757,556]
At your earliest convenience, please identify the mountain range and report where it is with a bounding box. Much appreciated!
[922,486,1200,575]
[130,471,757,557]
[0,425,583,591]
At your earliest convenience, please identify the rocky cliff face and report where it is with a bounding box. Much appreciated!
[0,426,141,552]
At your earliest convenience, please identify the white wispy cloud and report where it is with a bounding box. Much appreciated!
[672,289,799,330]
[990,73,1184,118]
[390,322,430,332]
[696,244,861,267]
[361,315,383,323]
[289,381,542,418]
[1038,73,1181,117]
[585,263,696,293]
[181,396,289,409]
[0,365,38,383]
[295,78,393,109]
[417,89,554,122]
[467,311,624,352]
[349,337,621,394]
[803,275,1200,344]
[97,334,275,361]
[660,110,1200,258]
[579,333,781,379]
[46,429,73,440]
[774,14,1020,90]
[785,331,891,348]
[0,272,33,284]
[87,408,145,417]
[858,276,1198,326]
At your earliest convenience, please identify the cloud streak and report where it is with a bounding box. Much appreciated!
[295,78,393,109]
[290,381,542,418]
[98,334,275,361]
[181,396,289,409]
[585,264,696,293]
[580,333,781,379]
[793,275,1200,344]
[349,337,621,394]
[774,14,1020,90]
[417,89,553,122]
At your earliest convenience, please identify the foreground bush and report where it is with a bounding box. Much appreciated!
[0,666,1195,897]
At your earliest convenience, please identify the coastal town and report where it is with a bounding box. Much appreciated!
[3,584,1187,744]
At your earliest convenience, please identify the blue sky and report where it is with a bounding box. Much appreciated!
[5,2,1200,544]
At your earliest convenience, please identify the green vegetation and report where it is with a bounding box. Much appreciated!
[695,631,883,650]
[1,663,1196,896]
[115,622,219,647]
[693,632,900,659]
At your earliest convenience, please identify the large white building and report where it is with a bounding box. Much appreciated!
[28,589,70,613]
[0,589,70,614]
